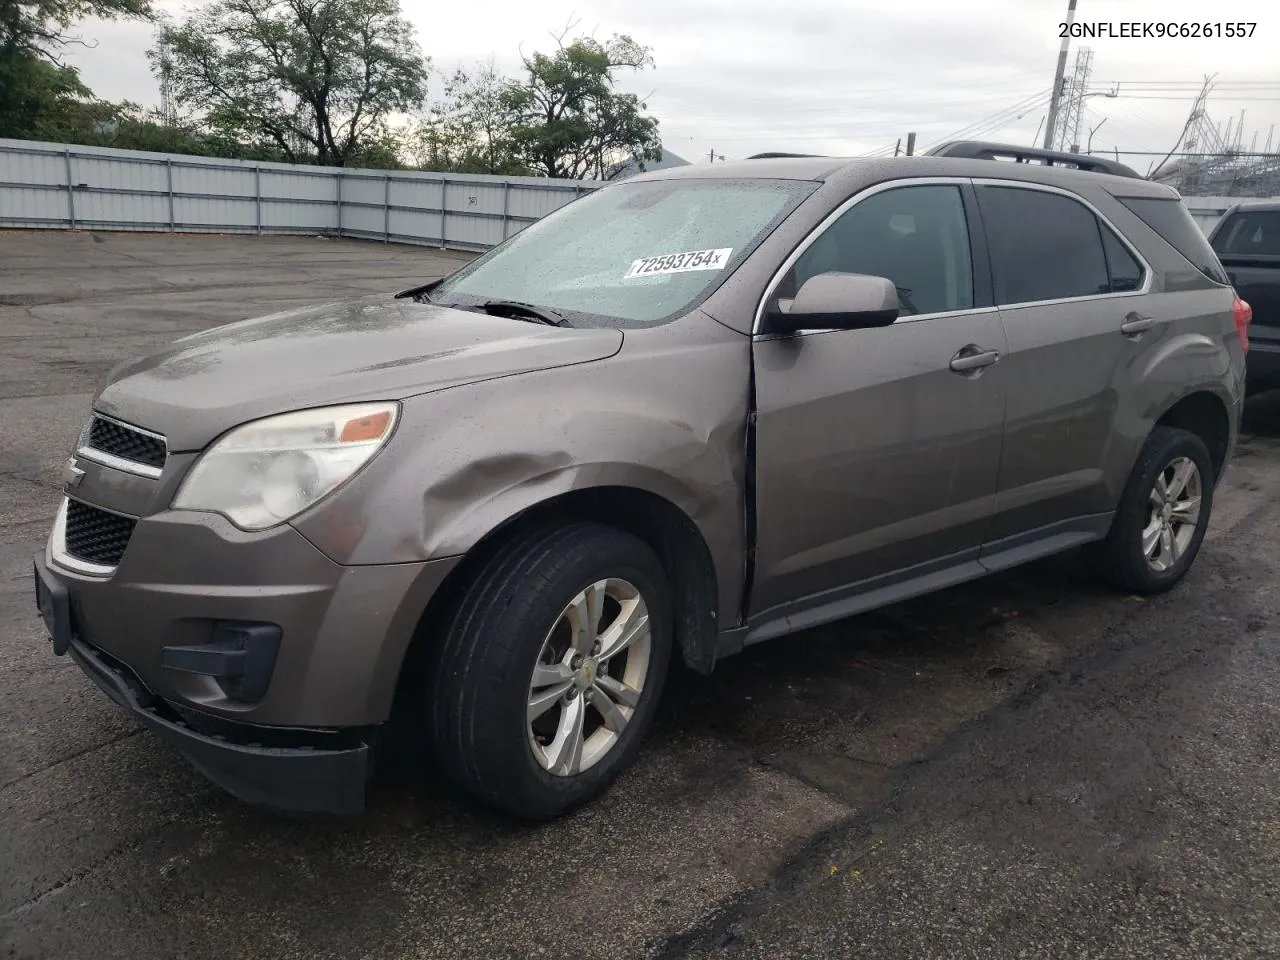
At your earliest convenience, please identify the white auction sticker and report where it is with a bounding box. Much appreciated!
[623,248,734,280]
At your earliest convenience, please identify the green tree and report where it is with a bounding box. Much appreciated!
[414,60,528,175]
[154,0,429,166]
[1,0,150,59]
[0,0,152,136]
[501,29,661,180]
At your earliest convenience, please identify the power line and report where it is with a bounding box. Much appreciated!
[1095,150,1280,157]
[1096,79,1280,87]
[667,90,1049,125]
[923,91,1053,151]
[1110,95,1280,102]
[931,93,1051,142]
[1104,85,1280,91]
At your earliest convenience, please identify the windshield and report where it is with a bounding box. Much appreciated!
[428,177,816,327]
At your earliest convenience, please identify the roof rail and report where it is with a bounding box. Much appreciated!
[746,152,826,159]
[924,140,1143,179]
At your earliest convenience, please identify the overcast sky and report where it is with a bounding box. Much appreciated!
[64,0,1279,173]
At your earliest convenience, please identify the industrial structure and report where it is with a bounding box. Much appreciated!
[1148,79,1280,198]
[1050,47,1096,154]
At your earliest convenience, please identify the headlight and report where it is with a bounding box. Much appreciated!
[172,403,399,530]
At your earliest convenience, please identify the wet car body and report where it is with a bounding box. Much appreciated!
[35,148,1246,817]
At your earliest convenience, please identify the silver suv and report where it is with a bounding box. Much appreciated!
[35,141,1250,820]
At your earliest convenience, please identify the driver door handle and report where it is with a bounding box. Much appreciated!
[1120,313,1154,337]
[949,346,1000,373]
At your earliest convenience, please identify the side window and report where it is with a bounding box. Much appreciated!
[1100,225,1144,292]
[978,186,1111,305]
[1120,196,1229,284]
[786,185,974,316]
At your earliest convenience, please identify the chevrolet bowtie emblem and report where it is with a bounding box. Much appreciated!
[62,457,85,490]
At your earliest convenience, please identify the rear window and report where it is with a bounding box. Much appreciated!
[1117,196,1229,285]
[1212,210,1280,257]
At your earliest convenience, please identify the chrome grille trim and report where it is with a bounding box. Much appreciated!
[77,413,167,479]
[75,445,164,479]
[49,498,120,577]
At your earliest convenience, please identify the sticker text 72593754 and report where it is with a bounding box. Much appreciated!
[623,248,734,280]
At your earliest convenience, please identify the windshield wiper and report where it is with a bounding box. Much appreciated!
[396,281,440,302]
[481,300,572,327]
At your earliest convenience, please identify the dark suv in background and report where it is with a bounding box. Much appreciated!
[1209,200,1279,394]
[35,141,1250,820]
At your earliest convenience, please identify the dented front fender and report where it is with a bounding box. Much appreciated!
[289,313,753,618]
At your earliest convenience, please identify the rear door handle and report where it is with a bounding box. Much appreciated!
[949,346,1000,373]
[1120,313,1154,337]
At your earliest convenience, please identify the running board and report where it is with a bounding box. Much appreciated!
[741,513,1114,647]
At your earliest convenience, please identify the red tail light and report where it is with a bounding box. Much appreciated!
[1233,295,1252,353]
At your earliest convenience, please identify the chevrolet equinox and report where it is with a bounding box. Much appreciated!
[34,141,1251,819]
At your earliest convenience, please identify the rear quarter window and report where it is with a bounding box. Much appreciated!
[1116,196,1230,285]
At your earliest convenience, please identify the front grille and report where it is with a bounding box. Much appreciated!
[85,416,166,470]
[64,499,137,567]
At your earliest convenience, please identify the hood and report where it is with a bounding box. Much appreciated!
[94,295,623,452]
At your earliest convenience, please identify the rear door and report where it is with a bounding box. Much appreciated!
[974,181,1155,551]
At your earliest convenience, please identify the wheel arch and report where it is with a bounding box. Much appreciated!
[1150,388,1233,482]
[392,484,723,722]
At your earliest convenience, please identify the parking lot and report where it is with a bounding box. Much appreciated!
[3,229,1280,959]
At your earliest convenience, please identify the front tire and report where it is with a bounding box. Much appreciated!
[425,521,673,820]
[1093,426,1215,594]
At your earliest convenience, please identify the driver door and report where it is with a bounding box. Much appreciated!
[750,180,1009,617]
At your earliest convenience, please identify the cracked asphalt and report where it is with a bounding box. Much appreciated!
[3,230,1280,959]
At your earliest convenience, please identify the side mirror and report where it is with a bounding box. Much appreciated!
[766,272,900,333]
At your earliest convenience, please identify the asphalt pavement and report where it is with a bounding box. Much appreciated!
[3,230,1279,959]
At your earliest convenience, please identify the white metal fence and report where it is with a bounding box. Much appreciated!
[0,137,600,251]
[2,137,1275,248]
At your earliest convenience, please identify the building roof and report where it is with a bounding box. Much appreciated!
[609,147,692,180]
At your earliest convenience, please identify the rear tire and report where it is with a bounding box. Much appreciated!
[425,521,673,820]
[1092,426,1214,594]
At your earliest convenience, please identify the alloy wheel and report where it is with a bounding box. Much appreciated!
[526,578,652,776]
[1142,455,1202,572]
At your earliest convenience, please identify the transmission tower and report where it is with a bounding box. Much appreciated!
[1052,46,1093,153]
[1180,78,1221,157]
[154,24,177,127]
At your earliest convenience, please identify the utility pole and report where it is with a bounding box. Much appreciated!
[1043,0,1078,150]
[905,132,916,156]
[707,148,725,163]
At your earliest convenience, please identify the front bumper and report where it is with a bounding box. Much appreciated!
[36,553,369,813]
[35,497,461,814]
[42,502,459,728]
